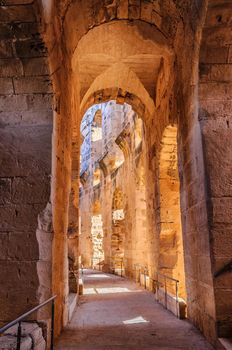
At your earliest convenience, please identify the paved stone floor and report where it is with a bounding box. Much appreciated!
[55,269,214,350]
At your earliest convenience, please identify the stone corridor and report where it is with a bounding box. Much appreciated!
[1,1,232,349]
[55,270,214,350]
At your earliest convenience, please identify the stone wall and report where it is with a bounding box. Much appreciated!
[199,0,232,337]
[0,1,53,326]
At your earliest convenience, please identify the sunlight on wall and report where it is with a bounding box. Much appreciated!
[112,209,125,222]
[91,215,104,267]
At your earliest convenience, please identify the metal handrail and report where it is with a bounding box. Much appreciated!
[92,257,102,271]
[0,295,57,350]
[157,272,179,283]
[153,273,179,318]
[133,265,149,289]
[110,258,124,277]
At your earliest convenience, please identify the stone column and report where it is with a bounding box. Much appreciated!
[199,1,232,337]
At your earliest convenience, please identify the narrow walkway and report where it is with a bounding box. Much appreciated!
[55,270,214,350]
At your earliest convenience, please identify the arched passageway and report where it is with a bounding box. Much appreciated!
[1,1,231,349]
[78,100,150,280]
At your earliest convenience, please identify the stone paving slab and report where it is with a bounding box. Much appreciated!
[55,270,215,350]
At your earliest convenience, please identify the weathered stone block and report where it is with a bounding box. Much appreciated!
[36,229,53,261]
[0,334,32,350]
[0,125,52,177]
[214,257,232,289]
[200,100,232,119]
[0,204,43,232]
[0,260,39,294]
[0,22,38,41]
[159,253,177,269]
[200,45,229,64]
[0,232,9,260]
[0,110,52,126]
[0,94,27,112]
[37,202,53,233]
[213,226,232,258]
[14,76,52,94]
[203,26,232,46]
[199,82,232,100]
[205,5,232,27]
[197,256,213,286]
[0,5,35,23]
[5,322,46,350]
[0,77,13,94]
[12,176,50,204]
[215,289,232,318]
[2,0,33,4]
[0,178,11,204]
[7,231,39,261]
[0,40,13,58]
[141,2,153,22]
[196,226,211,257]
[0,58,23,77]
[210,64,232,82]
[183,202,208,235]
[228,45,232,63]
[36,261,52,301]
[26,94,53,111]
[14,39,47,58]
[212,198,232,224]
[117,0,128,19]
[22,57,49,76]
[128,1,140,20]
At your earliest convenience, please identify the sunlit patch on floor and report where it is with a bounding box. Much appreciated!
[84,288,96,295]
[84,287,142,295]
[85,274,111,279]
[123,316,150,325]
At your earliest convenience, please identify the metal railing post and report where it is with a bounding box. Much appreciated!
[144,268,148,290]
[51,300,55,350]
[176,281,179,318]
[120,260,123,277]
[164,276,167,309]
[157,275,159,302]
[16,321,21,350]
